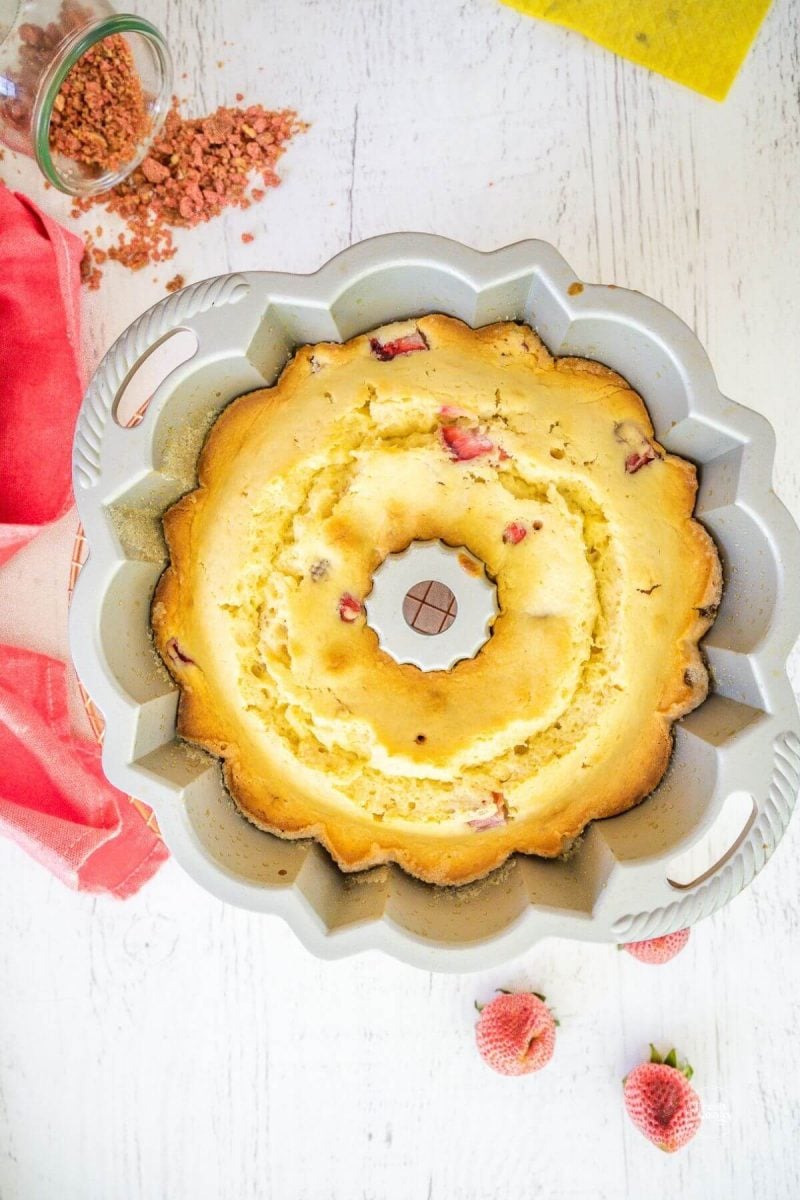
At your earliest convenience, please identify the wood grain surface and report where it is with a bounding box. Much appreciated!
[1,1,800,1197]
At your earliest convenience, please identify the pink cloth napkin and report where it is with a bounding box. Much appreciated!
[0,185,84,565]
[0,646,167,896]
[0,184,167,896]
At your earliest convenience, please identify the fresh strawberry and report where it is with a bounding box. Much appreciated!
[337,593,362,622]
[441,425,495,461]
[502,521,527,545]
[468,812,506,831]
[625,445,657,473]
[622,928,690,964]
[614,420,660,474]
[369,330,428,360]
[468,791,508,831]
[165,637,195,666]
[475,990,556,1075]
[623,1046,701,1152]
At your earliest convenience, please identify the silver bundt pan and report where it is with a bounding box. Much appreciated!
[70,235,800,970]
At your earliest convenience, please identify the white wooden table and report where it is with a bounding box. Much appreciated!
[2,1,800,1196]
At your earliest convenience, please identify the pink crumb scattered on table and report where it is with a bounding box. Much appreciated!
[69,99,305,286]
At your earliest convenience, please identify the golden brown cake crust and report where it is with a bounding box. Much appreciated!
[151,315,721,886]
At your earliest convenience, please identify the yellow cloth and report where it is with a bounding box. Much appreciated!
[502,0,772,100]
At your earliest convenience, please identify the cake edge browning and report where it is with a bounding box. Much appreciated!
[150,314,722,887]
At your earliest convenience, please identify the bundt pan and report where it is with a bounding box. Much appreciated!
[70,235,800,970]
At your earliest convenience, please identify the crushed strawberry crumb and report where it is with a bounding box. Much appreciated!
[165,273,185,293]
[69,97,305,285]
[79,233,105,290]
[241,232,254,244]
[49,33,150,176]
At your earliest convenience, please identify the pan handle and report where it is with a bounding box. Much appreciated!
[611,727,800,942]
[73,273,251,490]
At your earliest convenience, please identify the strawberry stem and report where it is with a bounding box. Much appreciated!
[650,1045,695,1079]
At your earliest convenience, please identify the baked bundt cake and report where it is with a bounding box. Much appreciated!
[151,315,721,885]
